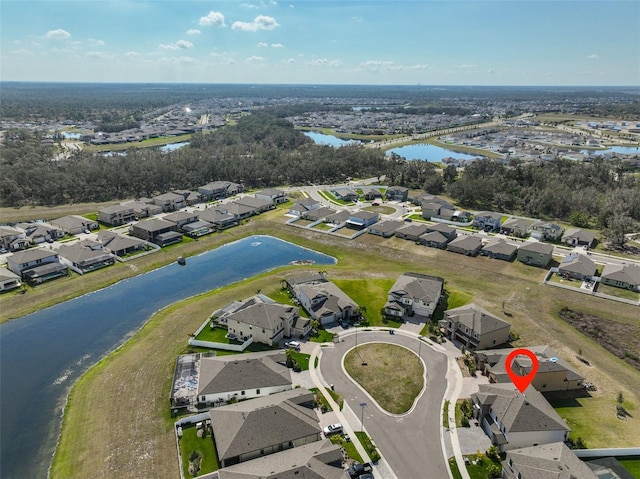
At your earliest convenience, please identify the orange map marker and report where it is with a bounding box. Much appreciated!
[505,348,539,393]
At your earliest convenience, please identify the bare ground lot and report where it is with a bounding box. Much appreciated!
[15,211,639,478]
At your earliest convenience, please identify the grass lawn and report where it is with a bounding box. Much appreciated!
[458,453,502,479]
[333,278,395,326]
[194,326,238,343]
[362,205,396,215]
[310,387,333,413]
[344,343,423,414]
[310,329,335,343]
[179,426,218,477]
[312,222,334,231]
[448,457,463,479]
[617,457,640,478]
[289,351,311,371]
[595,282,640,301]
[443,400,450,428]
[332,436,363,463]
[355,432,381,463]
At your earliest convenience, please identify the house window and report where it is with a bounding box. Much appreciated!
[256,389,260,395]
[492,339,496,344]
[241,391,245,395]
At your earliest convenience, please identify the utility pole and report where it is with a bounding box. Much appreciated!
[359,402,368,432]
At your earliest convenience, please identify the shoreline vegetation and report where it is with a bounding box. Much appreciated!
[40,210,640,479]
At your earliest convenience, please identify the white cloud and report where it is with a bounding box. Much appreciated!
[352,16,363,23]
[232,15,279,31]
[283,58,295,64]
[457,64,477,69]
[159,55,197,65]
[176,40,193,49]
[186,29,201,35]
[11,48,34,55]
[85,51,115,60]
[271,43,284,48]
[240,3,260,8]
[306,58,342,67]
[160,40,193,50]
[408,64,429,70]
[45,29,71,40]
[245,55,265,62]
[258,42,269,47]
[88,38,105,46]
[587,54,599,59]
[199,11,226,27]
[125,51,140,58]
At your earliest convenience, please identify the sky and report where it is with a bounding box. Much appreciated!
[1,0,638,85]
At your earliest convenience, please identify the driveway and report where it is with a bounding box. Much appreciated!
[318,330,450,479]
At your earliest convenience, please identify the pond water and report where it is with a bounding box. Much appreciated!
[580,146,640,155]
[0,235,335,479]
[303,131,361,147]
[160,141,190,152]
[61,132,82,139]
[387,143,481,162]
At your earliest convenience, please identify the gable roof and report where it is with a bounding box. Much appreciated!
[561,228,596,245]
[389,272,444,304]
[558,254,597,276]
[50,215,95,231]
[369,219,403,234]
[427,223,456,234]
[447,235,483,251]
[8,248,58,264]
[227,302,298,331]
[97,231,147,251]
[445,303,510,335]
[57,243,113,264]
[502,217,533,232]
[601,263,640,285]
[419,231,449,244]
[133,218,175,232]
[163,211,199,223]
[504,442,597,479]
[482,238,518,256]
[396,223,429,237]
[518,242,554,255]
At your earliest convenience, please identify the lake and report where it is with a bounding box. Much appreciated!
[160,141,190,152]
[0,235,335,479]
[387,143,481,162]
[303,131,362,147]
[580,146,640,155]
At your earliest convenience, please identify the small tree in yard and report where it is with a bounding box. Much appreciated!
[486,445,500,461]
[486,464,501,478]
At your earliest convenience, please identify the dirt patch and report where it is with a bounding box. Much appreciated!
[559,307,640,371]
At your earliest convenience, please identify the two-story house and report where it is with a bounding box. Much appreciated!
[152,192,186,212]
[383,272,444,320]
[7,249,68,284]
[473,211,503,232]
[288,274,359,325]
[440,303,511,350]
[530,221,564,241]
[97,204,136,226]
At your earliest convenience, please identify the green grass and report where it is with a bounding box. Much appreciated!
[179,426,218,477]
[310,328,335,343]
[329,435,363,463]
[310,387,333,412]
[332,278,395,326]
[443,400,450,428]
[362,205,396,215]
[289,351,311,371]
[448,457,463,479]
[355,432,381,463]
[460,453,502,479]
[195,326,239,343]
[617,457,640,478]
[84,213,98,221]
[596,282,640,301]
[327,388,344,410]
[312,222,334,231]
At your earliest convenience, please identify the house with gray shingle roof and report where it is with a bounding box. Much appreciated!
[530,221,564,241]
[480,238,518,261]
[395,223,429,241]
[209,388,321,468]
[234,196,275,213]
[385,186,409,202]
[225,300,307,346]
[367,219,403,238]
[16,222,65,245]
[0,268,22,292]
[346,211,378,230]
[558,254,597,280]
[129,218,181,246]
[383,272,444,320]
[0,225,28,252]
[446,235,483,256]
[217,439,348,479]
[501,217,533,238]
[472,383,570,452]
[418,230,450,249]
[96,231,147,257]
[473,211,503,232]
[97,204,136,226]
[50,215,98,235]
[288,274,358,325]
[440,303,511,350]
[302,207,337,222]
[163,211,199,229]
[517,242,554,267]
[502,442,597,479]
[199,208,238,229]
[58,243,116,274]
[288,197,321,217]
[6,248,68,284]
[562,228,596,248]
[600,263,640,292]
[255,188,287,204]
[152,191,186,212]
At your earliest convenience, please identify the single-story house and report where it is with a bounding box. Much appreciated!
[193,352,292,407]
[331,187,358,202]
[198,181,243,201]
[517,242,554,268]
[440,303,511,350]
[395,223,429,241]
[163,211,199,229]
[6,249,68,284]
[129,218,180,245]
[199,208,238,229]
[502,442,597,479]
[480,238,518,262]
[0,268,22,292]
[472,211,503,232]
[501,217,533,238]
[446,235,483,256]
[152,192,186,212]
[181,220,214,237]
[120,200,162,218]
[287,274,358,325]
[346,211,379,230]
[472,383,570,452]
[225,202,257,220]
[426,223,457,241]
[209,388,321,468]
[557,253,597,280]
[418,231,451,249]
[600,263,640,292]
[234,196,275,213]
[255,188,288,205]
[385,186,409,202]
[367,219,404,238]
[383,272,444,320]
[325,210,351,225]
[360,186,383,200]
[97,204,136,226]
[96,231,147,257]
[474,345,584,392]
[58,243,116,274]
[50,215,99,235]
[302,207,337,222]
[0,226,28,251]
[288,198,321,216]
[16,222,65,245]
[530,221,564,241]
[561,228,596,248]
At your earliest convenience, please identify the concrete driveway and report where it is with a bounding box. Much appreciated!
[318,330,450,479]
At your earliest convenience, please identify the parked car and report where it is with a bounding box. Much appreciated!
[347,462,373,478]
[323,423,343,436]
[284,340,301,351]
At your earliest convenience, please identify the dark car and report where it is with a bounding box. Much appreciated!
[347,462,373,478]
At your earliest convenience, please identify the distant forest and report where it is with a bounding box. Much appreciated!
[1,110,638,246]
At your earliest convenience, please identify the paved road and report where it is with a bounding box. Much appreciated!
[319,331,450,479]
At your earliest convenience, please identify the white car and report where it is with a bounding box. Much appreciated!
[323,423,343,436]
[285,340,301,351]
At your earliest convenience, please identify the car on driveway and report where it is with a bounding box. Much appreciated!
[323,423,343,436]
[347,462,373,478]
[284,340,301,351]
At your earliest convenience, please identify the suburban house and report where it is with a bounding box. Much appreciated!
[97,204,136,226]
[163,211,199,230]
[50,215,99,235]
[418,231,451,249]
[192,352,292,407]
[288,274,359,325]
[474,345,584,392]
[225,202,257,220]
[198,181,243,201]
[325,210,351,225]
[6,249,68,284]
[234,196,275,213]
[561,228,596,248]
[217,439,347,479]
[181,220,214,237]
[224,300,309,346]
[502,442,597,479]
[255,188,288,205]
[446,235,483,256]
[96,231,147,257]
[129,218,182,246]
[471,383,570,451]
[383,272,444,320]
[426,223,457,241]
[473,211,503,232]
[367,219,404,238]
[360,185,383,200]
[16,222,65,244]
[517,242,554,267]
[0,226,29,251]
[530,221,564,241]
[288,198,321,216]
[199,208,238,230]
[440,303,511,350]
[172,189,202,205]
[480,238,518,262]
[395,223,429,241]
[346,211,379,230]
[600,263,640,291]
[120,200,162,218]
[557,253,597,280]
[152,192,186,212]
[501,217,533,238]
[0,268,22,292]
[302,207,337,222]
[331,187,358,202]
[422,199,455,220]
[58,243,116,274]
[208,388,321,468]
[385,186,409,202]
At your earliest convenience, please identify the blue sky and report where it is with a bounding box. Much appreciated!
[1,0,638,85]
